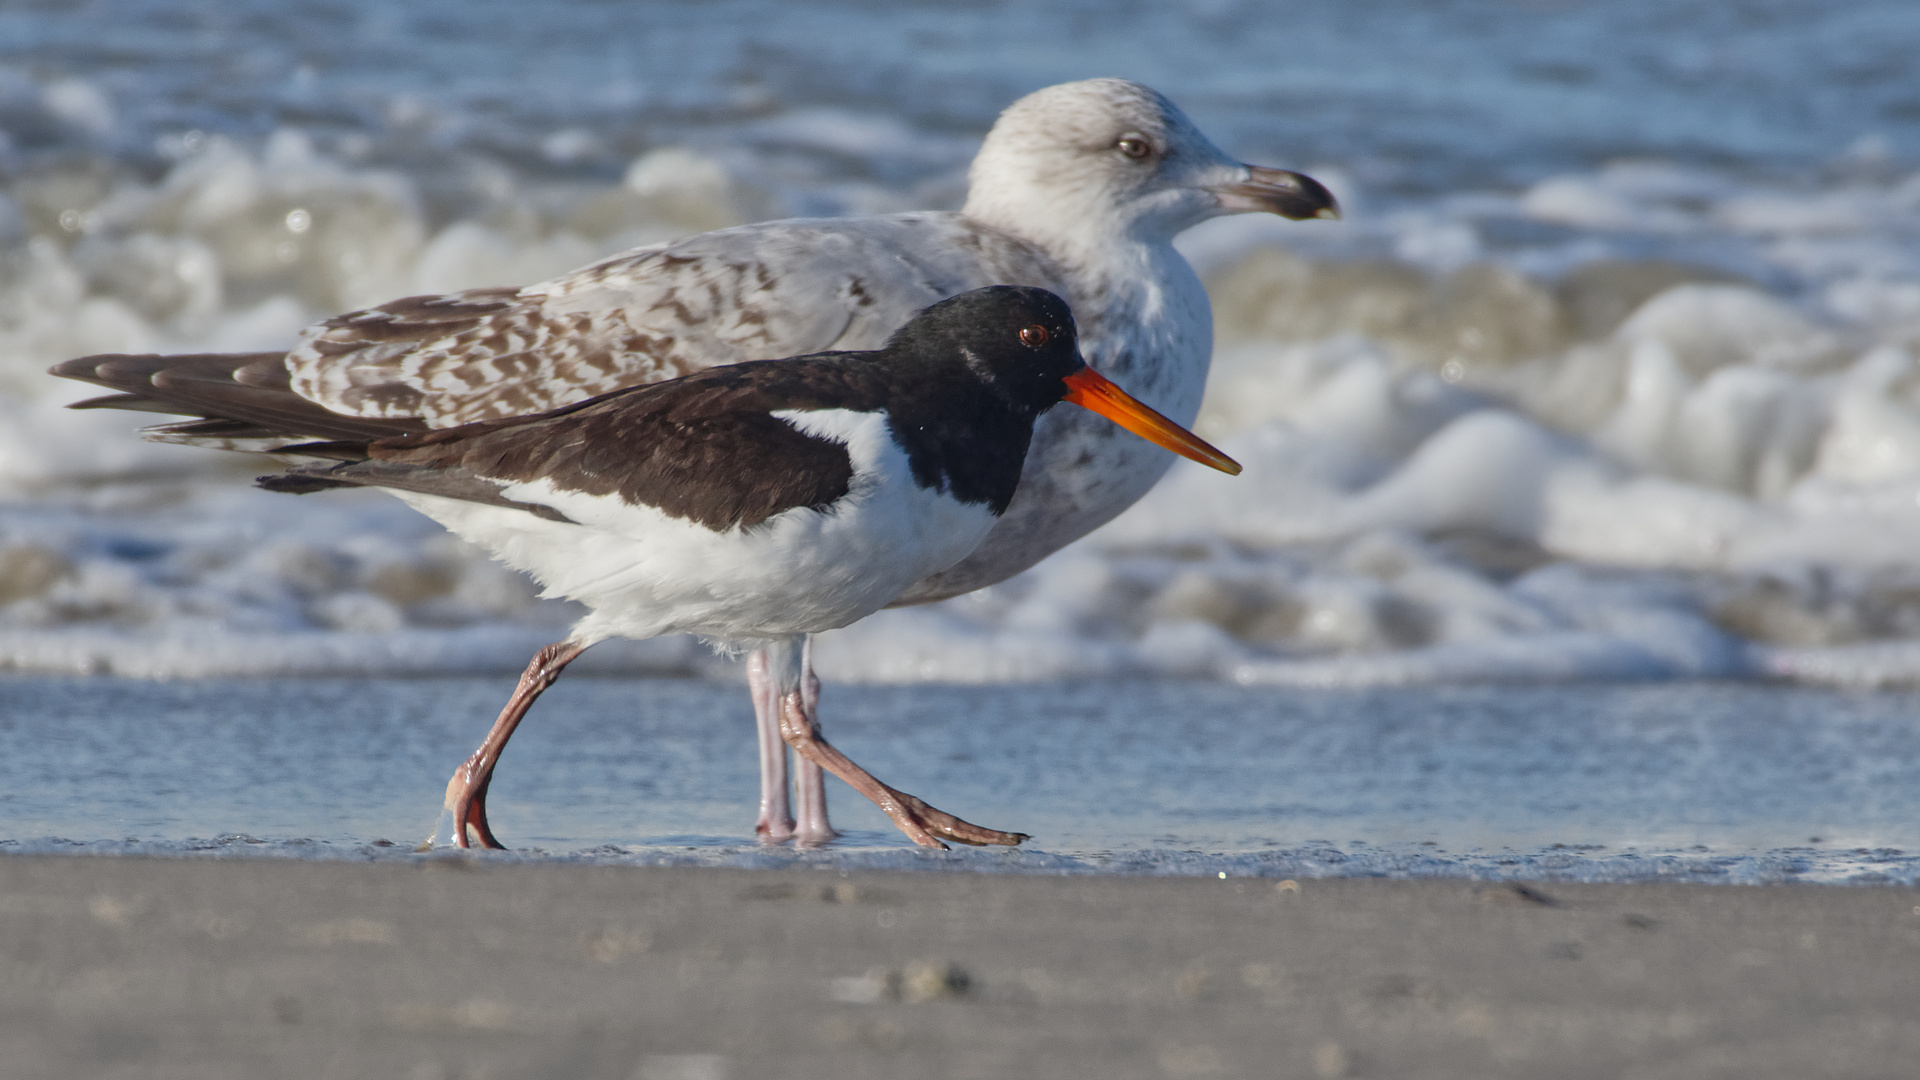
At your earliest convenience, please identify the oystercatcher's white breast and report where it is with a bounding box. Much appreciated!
[390,407,1001,647]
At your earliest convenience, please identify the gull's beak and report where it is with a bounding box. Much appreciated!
[1212,166,1341,221]
[1062,367,1241,475]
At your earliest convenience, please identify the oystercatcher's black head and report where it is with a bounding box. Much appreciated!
[883,285,1242,478]
[882,285,1085,416]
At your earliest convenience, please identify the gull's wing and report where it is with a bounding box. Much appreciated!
[288,212,1065,428]
[49,350,430,447]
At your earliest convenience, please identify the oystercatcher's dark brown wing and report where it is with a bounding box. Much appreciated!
[266,359,887,533]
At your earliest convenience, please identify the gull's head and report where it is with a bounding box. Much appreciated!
[963,79,1338,252]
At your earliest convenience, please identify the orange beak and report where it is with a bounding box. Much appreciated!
[1061,367,1242,476]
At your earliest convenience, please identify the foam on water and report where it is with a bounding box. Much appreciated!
[5,2,1920,686]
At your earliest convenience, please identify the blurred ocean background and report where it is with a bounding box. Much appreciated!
[6,0,1920,686]
[7,0,1920,685]
[5,1,1920,876]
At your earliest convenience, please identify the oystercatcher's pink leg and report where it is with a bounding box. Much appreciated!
[747,649,796,843]
[790,636,838,845]
[766,639,1025,850]
[433,640,587,850]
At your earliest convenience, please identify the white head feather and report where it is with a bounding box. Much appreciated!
[963,79,1258,257]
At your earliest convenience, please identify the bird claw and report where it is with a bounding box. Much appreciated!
[887,788,1028,849]
[453,801,507,850]
[774,684,1026,851]
[755,817,797,844]
[443,770,509,850]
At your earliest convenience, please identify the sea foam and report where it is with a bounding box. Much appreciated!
[5,52,1920,685]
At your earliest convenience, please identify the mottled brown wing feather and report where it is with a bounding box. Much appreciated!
[284,214,1066,429]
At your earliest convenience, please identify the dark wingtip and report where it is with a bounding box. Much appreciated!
[49,357,94,380]
[67,393,172,414]
[271,440,373,461]
[49,354,139,392]
[257,473,353,495]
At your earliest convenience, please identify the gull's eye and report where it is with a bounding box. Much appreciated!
[1116,135,1153,160]
[1019,325,1049,347]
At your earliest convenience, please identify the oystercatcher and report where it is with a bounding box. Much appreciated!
[59,78,1336,844]
[54,287,1241,849]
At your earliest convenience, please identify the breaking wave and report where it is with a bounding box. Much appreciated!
[5,5,1920,686]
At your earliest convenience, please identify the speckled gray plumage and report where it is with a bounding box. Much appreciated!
[72,79,1329,609]
[275,79,1308,602]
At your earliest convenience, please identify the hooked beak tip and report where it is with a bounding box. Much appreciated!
[1217,166,1341,223]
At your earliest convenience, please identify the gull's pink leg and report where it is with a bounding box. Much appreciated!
[765,638,1026,850]
[433,640,587,850]
[790,635,838,845]
[747,648,796,843]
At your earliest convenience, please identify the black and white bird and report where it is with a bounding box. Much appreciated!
[53,287,1241,849]
[60,78,1336,844]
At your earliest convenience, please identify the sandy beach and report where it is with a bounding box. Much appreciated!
[3,854,1916,1079]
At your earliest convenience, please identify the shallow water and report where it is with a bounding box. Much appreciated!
[5,675,1916,884]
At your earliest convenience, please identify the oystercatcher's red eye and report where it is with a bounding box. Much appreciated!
[1019,325,1049,347]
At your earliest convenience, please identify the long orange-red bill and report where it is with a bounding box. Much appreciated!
[1062,367,1241,476]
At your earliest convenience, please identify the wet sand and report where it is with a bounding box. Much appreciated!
[3,855,1917,1079]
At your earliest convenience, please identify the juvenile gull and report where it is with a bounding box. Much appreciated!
[60,78,1337,846]
[56,288,1241,848]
